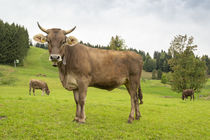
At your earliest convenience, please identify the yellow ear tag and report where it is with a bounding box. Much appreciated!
[41,38,46,43]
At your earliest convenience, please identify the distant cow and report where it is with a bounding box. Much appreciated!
[182,89,194,101]
[29,79,50,96]
[33,23,143,123]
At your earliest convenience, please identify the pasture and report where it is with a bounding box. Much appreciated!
[0,47,209,139]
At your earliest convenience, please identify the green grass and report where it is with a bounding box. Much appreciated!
[0,47,210,139]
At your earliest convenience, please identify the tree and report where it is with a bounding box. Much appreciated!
[0,20,29,65]
[143,53,156,72]
[29,39,33,46]
[157,69,162,80]
[153,50,171,72]
[168,35,207,93]
[109,35,127,50]
[202,55,210,75]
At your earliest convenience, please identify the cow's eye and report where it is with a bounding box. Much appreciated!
[62,40,66,44]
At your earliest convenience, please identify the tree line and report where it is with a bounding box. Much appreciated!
[0,19,29,65]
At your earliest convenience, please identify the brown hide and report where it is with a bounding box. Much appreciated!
[59,44,143,91]
[29,79,50,95]
[182,89,194,100]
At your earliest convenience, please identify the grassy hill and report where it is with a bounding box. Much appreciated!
[0,47,209,139]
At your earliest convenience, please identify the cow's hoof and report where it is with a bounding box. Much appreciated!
[127,119,133,123]
[78,118,86,124]
[135,114,142,120]
[73,117,79,122]
[128,117,134,123]
[135,116,140,120]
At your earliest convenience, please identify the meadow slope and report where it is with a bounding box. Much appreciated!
[0,47,209,140]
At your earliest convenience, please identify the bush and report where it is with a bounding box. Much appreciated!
[152,70,157,79]
[161,73,167,84]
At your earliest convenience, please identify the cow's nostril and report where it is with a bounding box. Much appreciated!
[57,56,60,59]
[50,56,53,60]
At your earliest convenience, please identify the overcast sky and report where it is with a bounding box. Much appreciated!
[0,0,210,56]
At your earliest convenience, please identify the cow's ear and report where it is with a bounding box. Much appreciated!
[33,34,47,43]
[66,36,78,46]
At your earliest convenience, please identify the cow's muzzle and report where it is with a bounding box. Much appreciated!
[49,54,62,67]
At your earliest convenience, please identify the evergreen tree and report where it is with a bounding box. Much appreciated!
[143,53,156,72]
[202,55,210,75]
[157,69,162,80]
[0,19,29,65]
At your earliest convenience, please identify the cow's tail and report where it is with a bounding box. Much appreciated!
[138,84,143,104]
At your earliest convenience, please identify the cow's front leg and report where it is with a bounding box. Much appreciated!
[78,82,88,123]
[73,90,80,122]
[42,88,45,96]
[33,88,35,96]
[29,86,31,95]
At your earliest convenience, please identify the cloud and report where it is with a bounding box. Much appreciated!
[0,0,210,56]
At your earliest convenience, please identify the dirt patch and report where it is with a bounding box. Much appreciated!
[0,116,6,120]
[162,96,174,98]
[204,96,210,100]
[36,73,47,77]
[199,95,210,100]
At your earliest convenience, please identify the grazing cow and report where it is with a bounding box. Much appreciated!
[29,79,50,96]
[182,89,194,101]
[33,23,143,123]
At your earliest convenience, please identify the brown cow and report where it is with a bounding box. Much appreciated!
[33,23,143,123]
[29,79,50,96]
[182,89,194,101]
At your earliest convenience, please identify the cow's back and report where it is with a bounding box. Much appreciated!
[183,89,194,96]
[30,79,45,89]
[68,44,142,89]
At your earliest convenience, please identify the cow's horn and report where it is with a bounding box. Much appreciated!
[64,26,76,35]
[37,22,48,34]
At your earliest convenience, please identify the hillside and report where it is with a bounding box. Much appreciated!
[0,47,209,139]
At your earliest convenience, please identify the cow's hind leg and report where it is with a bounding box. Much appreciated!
[73,90,81,122]
[134,93,141,120]
[125,79,138,123]
[135,84,142,120]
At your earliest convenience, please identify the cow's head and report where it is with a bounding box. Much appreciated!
[33,22,77,67]
[46,89,50,95]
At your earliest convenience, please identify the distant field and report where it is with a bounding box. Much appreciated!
[0,47,209,139]
[141,70,152,79]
